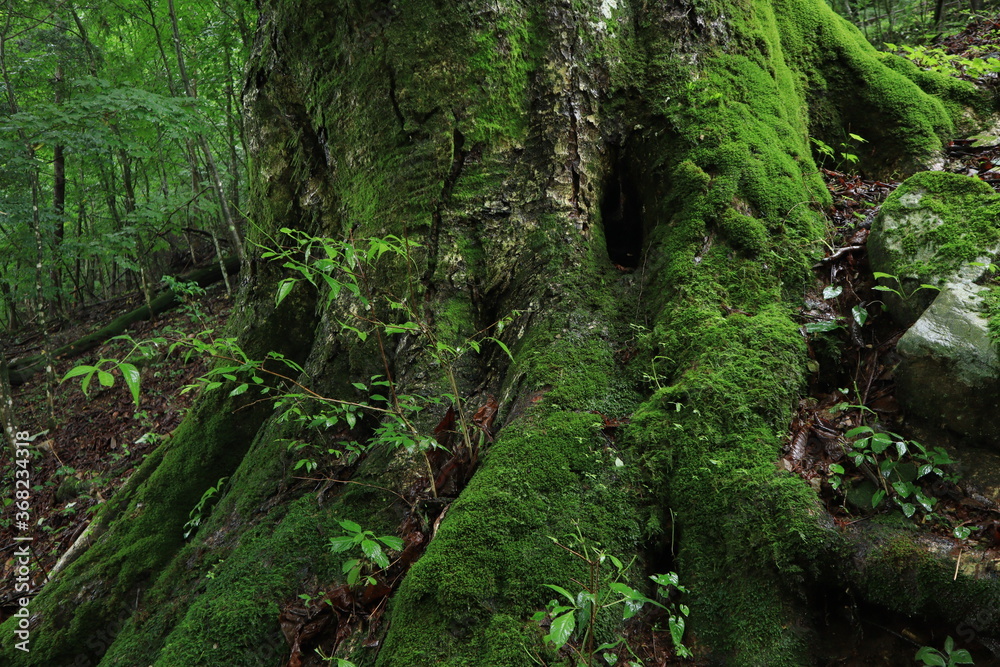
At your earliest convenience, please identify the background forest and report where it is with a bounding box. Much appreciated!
[1,0,251,337]
[2,0,1000,352]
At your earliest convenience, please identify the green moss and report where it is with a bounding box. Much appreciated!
[878,52,991,130]
[379,409,640,666]
[0,391,270,667]
[985,285,1000,343]
[848,525,1000,628]
[763,0,959,173]
[718,209,769,254]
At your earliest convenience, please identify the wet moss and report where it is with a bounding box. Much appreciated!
[0,390,270,667]
[847,526,1000,629]
[718,209,769,255]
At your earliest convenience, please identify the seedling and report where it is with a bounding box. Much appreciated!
[532,524,691,665]
[915,636,974,666]
[328,519,403,587]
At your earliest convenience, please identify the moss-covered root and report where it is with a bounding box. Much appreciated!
[378,408,639,666]
[846,523,1000,637]
[628,308,842,665]
[0,390,267,667]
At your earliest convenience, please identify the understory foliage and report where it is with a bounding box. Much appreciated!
[0,0,253,329]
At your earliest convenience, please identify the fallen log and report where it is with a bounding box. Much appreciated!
[9,257,239,386]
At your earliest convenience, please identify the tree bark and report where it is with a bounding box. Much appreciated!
[2,1,998,665]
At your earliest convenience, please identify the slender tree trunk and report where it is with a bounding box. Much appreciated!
[1,8,57,429]
[0,341,15,455]
[167,0,245,263]
[51,19,67,316]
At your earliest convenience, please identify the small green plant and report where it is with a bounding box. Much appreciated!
[810,133,868,170]
[885,42,1000,81]
[915,636,974,666]
[162,275,208,323]
[61,352,143,407]
[205,559,225,580]
[183,476,229,539]
[327,519,404,587]
[827,425,956,518]
[532,525,690,665]
[871,271,940,301]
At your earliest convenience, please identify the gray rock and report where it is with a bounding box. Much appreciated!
[868,171,1000,447]
[868,174,998,327]
[895,281,1000,445]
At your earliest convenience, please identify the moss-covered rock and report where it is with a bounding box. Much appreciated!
[869,170,1000,325]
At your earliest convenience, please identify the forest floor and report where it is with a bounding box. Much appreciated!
[0,281,230,616]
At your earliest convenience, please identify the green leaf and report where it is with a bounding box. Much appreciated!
[98,370,115,388]
[493,339,513,360]
[361,539,389,568]
[62,365,95,381]
[870,433,893,454]
[872,489,887,508]
[119,363,141,406]
[845,426,874,438]
[338,519,362,534]
[914,647,946,666]
[378,535,404,551]
[344,560,361,586]
[275,278,296,306]
[823,285,843,299]
[950,648,974,664]
[608,582,642,600]
[852,304,868,327]
[900,502,916,518]
[669,614,686,648]
[328,536,354,552]
[229,383,249,397]
[546,610,575,648]
[542,584,577,606]
[805,320,841,333]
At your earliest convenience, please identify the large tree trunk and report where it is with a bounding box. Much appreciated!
[3,1,997,665]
